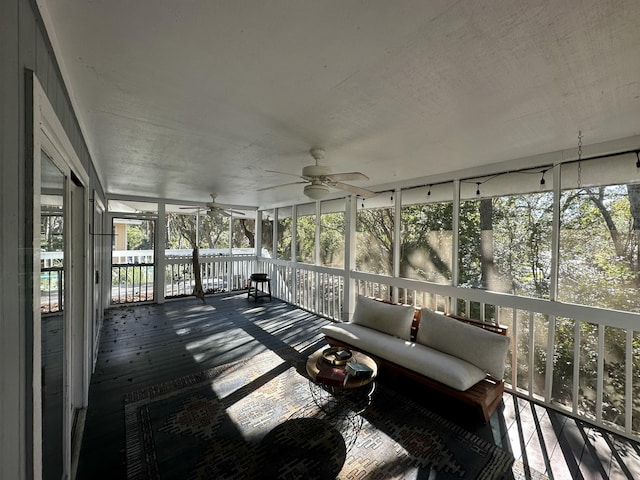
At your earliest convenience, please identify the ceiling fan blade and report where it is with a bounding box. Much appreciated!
[257,181,307,192]
[330,181,376,198]
[227,209,245,216]
[265,170,305,179]
[208,194,248,209]
[178,206,209,214]
[327,172,369,182]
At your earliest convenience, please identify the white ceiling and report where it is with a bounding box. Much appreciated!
[38,0,640,210]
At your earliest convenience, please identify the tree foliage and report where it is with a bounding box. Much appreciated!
[277,218,292,259]
[356,208,394,275]
[401,203,452,283]
[41,210,64,254]
[320,212,345,267]
[296,215,316,264]
[559,186,640,311]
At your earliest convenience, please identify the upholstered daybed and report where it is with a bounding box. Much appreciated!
[321,295,510,423]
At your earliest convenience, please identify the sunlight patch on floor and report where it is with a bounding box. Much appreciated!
[244,306,267,314]
[209,349,283,400]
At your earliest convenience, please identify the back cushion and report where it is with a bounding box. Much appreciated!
[350,295,415,341]
[417,308,511,379]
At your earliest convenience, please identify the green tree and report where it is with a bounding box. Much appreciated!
[232,218,255,248]
[356,207,394,275]
[277,217,292,259]
[400,202,453,282]
[296,215,316,263]
[560,186,639,311]
[458,193,553,299]
[261,215,274,255]
[320,212,344,267]
[127,222,153,250]
[40,210,64,253]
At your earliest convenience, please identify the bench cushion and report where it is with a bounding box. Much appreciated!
[350,295,415,340]
[321,323,487,391]
[417,308,510,379]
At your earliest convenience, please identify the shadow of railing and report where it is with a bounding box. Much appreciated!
[498,393,640,479]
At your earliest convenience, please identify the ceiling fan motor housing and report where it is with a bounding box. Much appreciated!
[302,164,332,178]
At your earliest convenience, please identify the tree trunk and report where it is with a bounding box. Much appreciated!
[628,183,640,283]
[240,219,255,248]
[192,246,206,303]
[479,198,494,289]
[588,188,625,257]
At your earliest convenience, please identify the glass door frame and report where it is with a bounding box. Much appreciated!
[32,73,92,480]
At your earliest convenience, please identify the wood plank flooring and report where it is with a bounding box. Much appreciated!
[75,294,640,479]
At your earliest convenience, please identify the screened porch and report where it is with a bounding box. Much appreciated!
[87,150,640,446]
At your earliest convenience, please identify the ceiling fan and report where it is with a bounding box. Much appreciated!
[259,148,376,200]
[180,194,245,217]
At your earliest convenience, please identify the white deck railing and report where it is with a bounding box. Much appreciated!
[253,258,639,441]
[164,254,256,298]
[346,270,640,442]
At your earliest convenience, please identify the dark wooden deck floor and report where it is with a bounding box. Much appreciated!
[76,294,640,479]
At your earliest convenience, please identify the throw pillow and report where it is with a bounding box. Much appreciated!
[417,308,511,379]
[350,295,415,341]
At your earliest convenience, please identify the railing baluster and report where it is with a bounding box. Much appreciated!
[528,311,534,399]
[511,308,518,393]
[596,324,604,424]
[572,319,581,416]
[625,328,633,435]
[545,315,556,404]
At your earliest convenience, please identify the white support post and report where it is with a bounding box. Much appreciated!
[255,210,262,261]
[451,180,461,314]
[155,202,166,304]
[392,189,401,304]
[343,196,357,321]
[270,209,278,296]
[550,163,561,301]
[315,201,321,310]
[272,209,278,259]
[228,213,233,255]
[291,205,298,304]
[227,215,233,292]
[545,164,561,402]
[254,210,262,291]
[315,200,321,266]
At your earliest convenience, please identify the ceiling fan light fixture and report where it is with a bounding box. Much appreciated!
[304,183,330,200]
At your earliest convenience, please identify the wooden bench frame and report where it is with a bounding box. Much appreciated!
[324,305,508,423]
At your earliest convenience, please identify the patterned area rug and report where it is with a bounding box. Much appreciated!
[124,348,515,479]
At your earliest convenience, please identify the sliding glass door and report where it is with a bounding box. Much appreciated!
[40,150,66,479]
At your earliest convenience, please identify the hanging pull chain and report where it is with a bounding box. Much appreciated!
[577,130,583,188]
